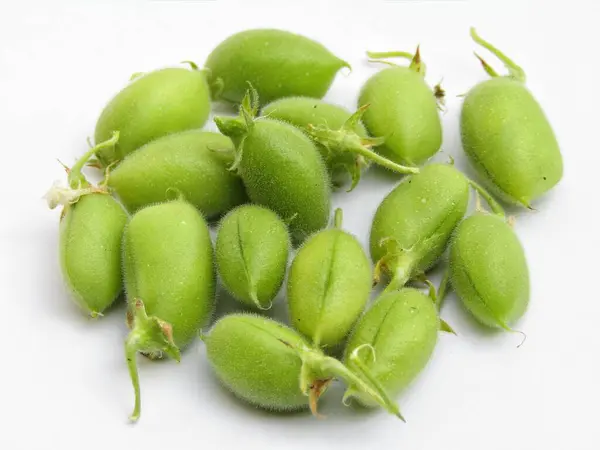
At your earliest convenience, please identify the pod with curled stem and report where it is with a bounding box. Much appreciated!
[358,46,443,167]
[45,132,128,317]
[203,313,404,420]
[214,87,331,245]
[460,28,563,208]
[262,97,418,191]
[343,288,439,415]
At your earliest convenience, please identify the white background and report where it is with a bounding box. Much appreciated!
[1,0,599,449]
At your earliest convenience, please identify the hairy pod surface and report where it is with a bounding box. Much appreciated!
[216,116,331,244]
[287,210,372,348]
[370,164,469,291]
[460,29,563,207]
[108,130,246,218]
[216,205,290,309]
[205,29,349,104]
[94,67,211,166]
[59,193,128,316]
[449,213,529,329]
[358,61,442,166]
[344,289,439,407]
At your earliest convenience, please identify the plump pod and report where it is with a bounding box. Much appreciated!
[215,91,331,244]
[344,289,439,408]
[94,66,211,166]
[288,209,372,348]
[262,97,418,189]
[204,314,402,417]
[108,130,246,218]
[370,163,470,291]
[46,134,128,317]
[449,213,529,329]
[205,29,349,104]
[460,29,563,207]
[216,205,290,309]
[122,199,215,421]
[358,49,442,166]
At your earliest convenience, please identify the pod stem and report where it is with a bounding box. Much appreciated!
[468,179,505,218]
[367,46,426,75]
[333,208,343,229]
[470,28,526,82]
[375,239,414,292]
[125,299,181,422]
[68,131,120,189]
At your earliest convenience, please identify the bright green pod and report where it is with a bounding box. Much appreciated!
[262,97,418,190]
[215,205,290,310]
[205,29,349,104]
[288,209,372,348]
[122,199,215,422]
[204,314,402,418]
[94,66,211,166]
[343,289,439,409]
[449,212,529,330]
[46,133,128,317]
[460,29,563,207]
[108,130,247,218]
[215,90,331,244]
[370,164,470,292]
[358,48,443,166]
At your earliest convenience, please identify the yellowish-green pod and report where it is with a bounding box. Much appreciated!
[94,66,211,166]
[343,289,439,411]
[449,212,529,330]
[370,164,470,292]
[461,29,563,207]
[288,209,372,348]
[215,205,290,310]
[215,89,331,244]
[205,29,349,104]
[261,97,418,190]
[108,130,247,218]
[45,133,127,317]
[358,48,443,166]
[122,199,215,422]
[204,314,403,418]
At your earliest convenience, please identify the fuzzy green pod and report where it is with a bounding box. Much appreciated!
[460,29,563,207]
[94,66,211,166]
[46,133,128,317]
[108,130,246,218]
[262,97,418,190]
[205,29,349,104]
[343,289,439,409]
[288,209,372,348]
[122,199,215,421]
[370,164,470,292]
[204,314,402,418]
[215,205,290,309]
[449,212,529,330]
[215,90,331,244]
[358,48,443,166]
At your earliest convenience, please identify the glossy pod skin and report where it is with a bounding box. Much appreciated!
[215,92,331,244]
[288,209,372,348]
[205,29,349,104]
[94,67,211,166]
[123,199,215,421]
[262,97,418,190]
[45,133,128,317]
[343,289,439,408]
[204,314,403,417]
[59,194,128,315]
[108,130,247,218]
[449,213,529,329]
[216,205,290,309]
[358,50,442,166]
[370,164,469,292]
[460,29,563,207]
